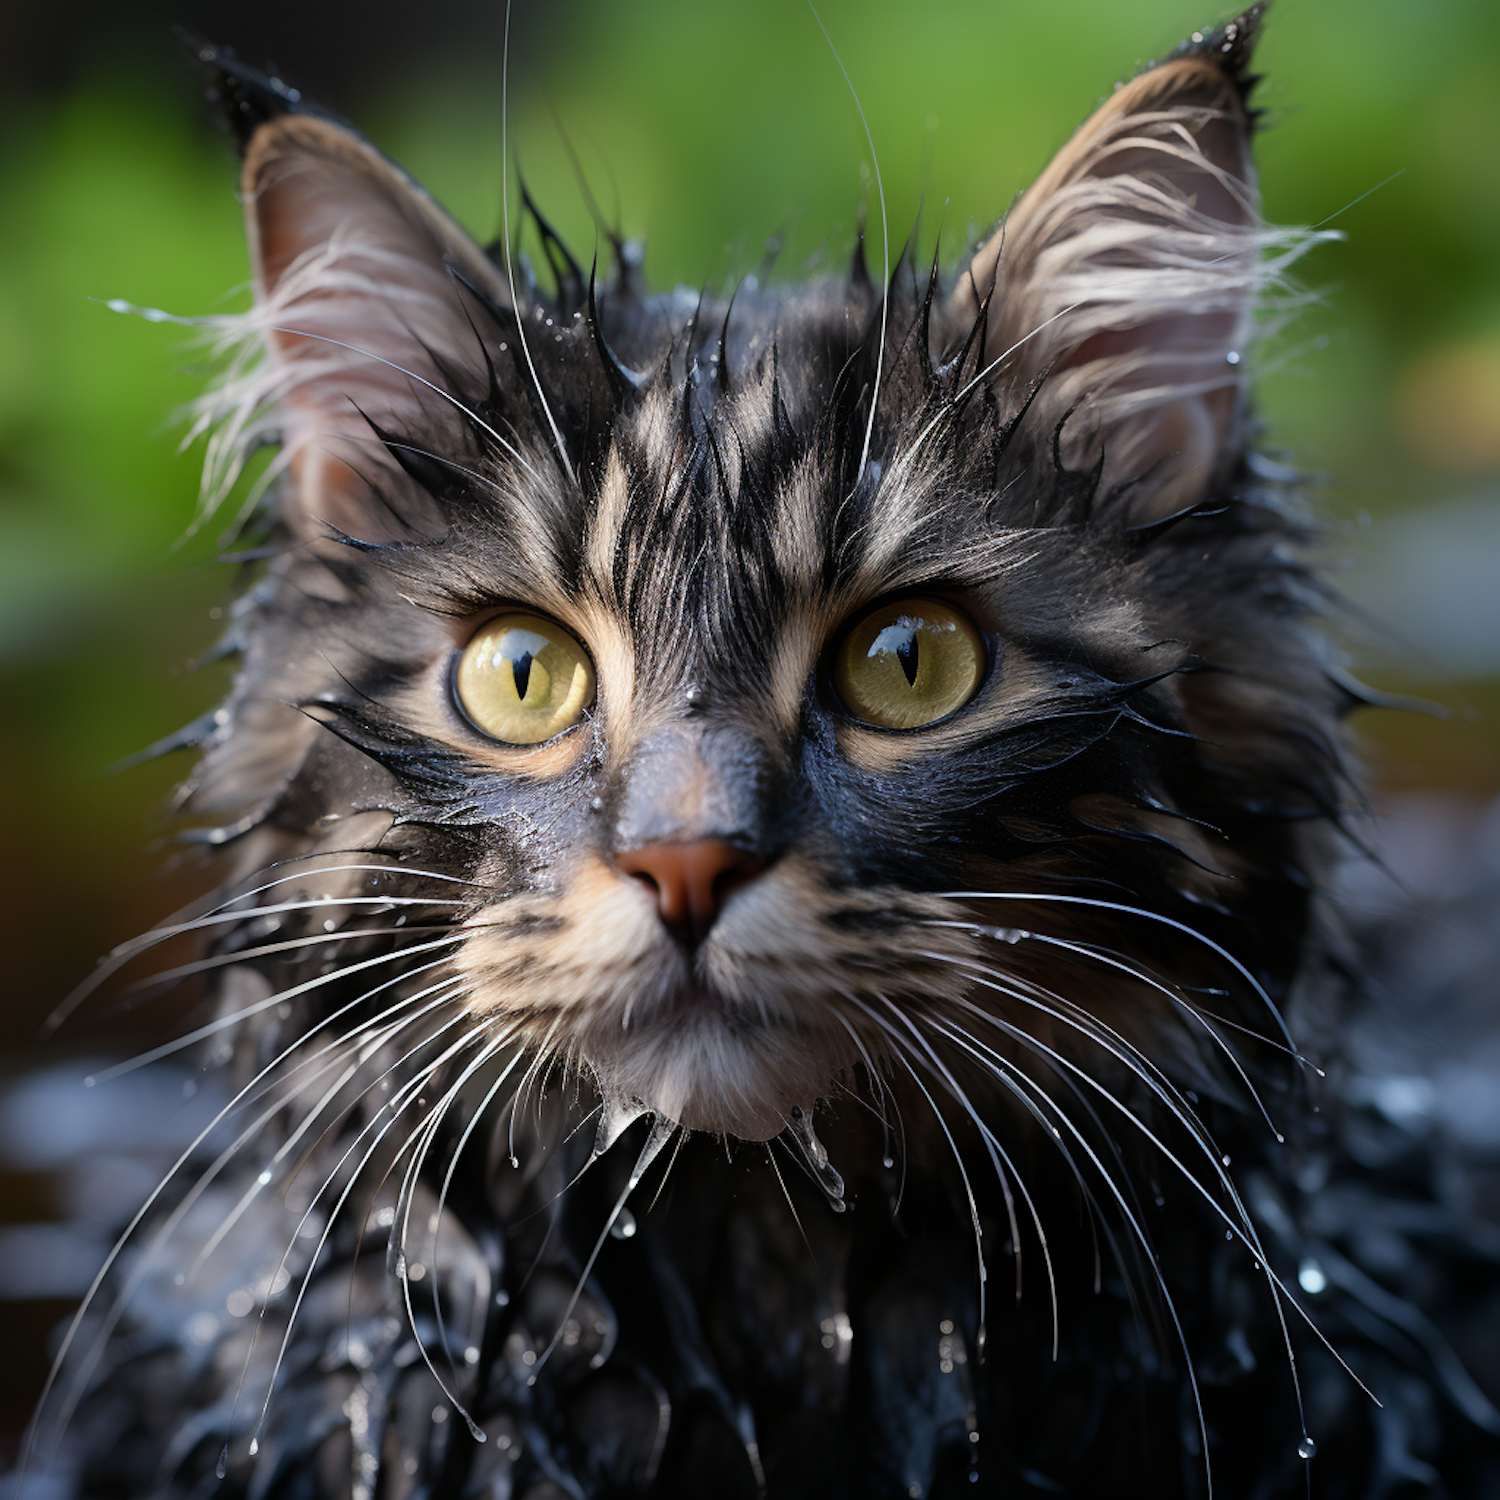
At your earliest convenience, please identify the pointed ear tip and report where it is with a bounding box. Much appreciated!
[1171,4,1269,89]
[185,38,310,154]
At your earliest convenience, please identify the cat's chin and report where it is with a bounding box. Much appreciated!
[582,993,852,1143]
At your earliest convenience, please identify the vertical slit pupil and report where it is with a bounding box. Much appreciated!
[896,631,919,687]
[511,650,534,701]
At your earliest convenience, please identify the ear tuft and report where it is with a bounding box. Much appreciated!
[1167,5,1270,127]
[183,37,314,152]
[1169,5,1267,97]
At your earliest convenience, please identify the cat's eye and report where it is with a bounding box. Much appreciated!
[454,613,596,745]
[833,598,986,729]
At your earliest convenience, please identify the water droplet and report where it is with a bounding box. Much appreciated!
[610,1207,638,1239]
[1298,1258,1327,1295]
[84,1076,96,1088]
[595,1099,647,1157]
[1297,1437,1317,1459]
[466,1418,487,1442]
[784,1109,845,1210]
[1225,350,1241,365]
[216,1446,229,1480]
[1221,1154,1231,1166]
[247,1438,259,1457]
[257,1169,272,1186]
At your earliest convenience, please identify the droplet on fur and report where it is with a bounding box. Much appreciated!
[595,1098,646,1158]
[1298,1437,1317,1459]
[785,1109,846,1210]
[1298,1258,1327,1295]
[247,1439,259,1458]
[610,1207,638,1240]
[216,1447,229,1480]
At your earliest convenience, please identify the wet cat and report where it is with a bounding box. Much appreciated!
[26,7,1500,1497]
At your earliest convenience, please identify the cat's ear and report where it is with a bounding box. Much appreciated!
[239,110,509,540]
[952,12,1270,521]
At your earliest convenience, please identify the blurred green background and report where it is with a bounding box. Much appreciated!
[1,0,1497,1048]
[0,0,1496,1448]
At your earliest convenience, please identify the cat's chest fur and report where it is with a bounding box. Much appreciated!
[37,9,1500,1500]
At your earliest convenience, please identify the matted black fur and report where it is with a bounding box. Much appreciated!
[27,12,1500,1500]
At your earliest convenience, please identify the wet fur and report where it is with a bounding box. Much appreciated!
[28,10,1500,1500]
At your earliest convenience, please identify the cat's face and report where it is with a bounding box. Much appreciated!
[192,6,1340,1142]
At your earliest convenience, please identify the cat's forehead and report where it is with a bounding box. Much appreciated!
[448,317,1032,694]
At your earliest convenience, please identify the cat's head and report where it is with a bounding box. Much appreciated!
[188,7,1345,1142]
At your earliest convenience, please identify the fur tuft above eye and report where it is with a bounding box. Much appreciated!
[833,599,986,729]
[454,614,596,745]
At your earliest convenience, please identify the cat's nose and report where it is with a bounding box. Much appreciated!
[615,841,766,947]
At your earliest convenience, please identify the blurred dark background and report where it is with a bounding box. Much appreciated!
[1,0,1497,1457]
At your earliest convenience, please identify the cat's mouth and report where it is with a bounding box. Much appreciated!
[455,851,983,1139]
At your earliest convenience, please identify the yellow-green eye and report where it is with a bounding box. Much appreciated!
[455,613,595,745]
[834,598,986,729]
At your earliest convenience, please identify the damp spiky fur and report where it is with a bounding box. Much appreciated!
[31,14,1500,1500]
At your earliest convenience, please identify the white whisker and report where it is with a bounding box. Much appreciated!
[810,2,887,489]
[86,933,466,1082]
[500,0,575,486]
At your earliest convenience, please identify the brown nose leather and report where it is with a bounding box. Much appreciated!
[615,841,766,946]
